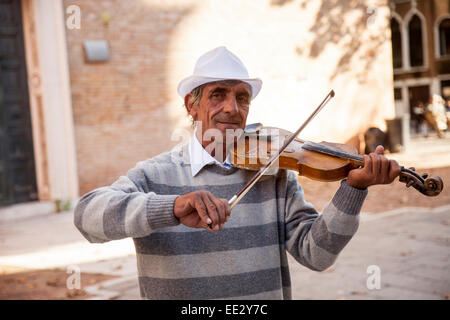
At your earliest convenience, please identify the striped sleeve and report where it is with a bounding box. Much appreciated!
[74,161,180,243]
[284,171,367,271]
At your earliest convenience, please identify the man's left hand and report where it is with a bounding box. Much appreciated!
[346,145,401,190]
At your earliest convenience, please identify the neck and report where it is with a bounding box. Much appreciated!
[301,141,365,166]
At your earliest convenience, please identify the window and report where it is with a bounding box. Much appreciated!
[391,18,403,69]
[408,15,424,67]
[394,87,402,100]
[438,18,450,56]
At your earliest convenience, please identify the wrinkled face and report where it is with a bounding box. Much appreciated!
[185,81,252,147]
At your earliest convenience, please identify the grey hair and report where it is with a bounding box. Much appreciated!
[187,84,204,108]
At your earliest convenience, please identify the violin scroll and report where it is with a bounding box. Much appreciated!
[398,167,443,197]
[424,176,444,196]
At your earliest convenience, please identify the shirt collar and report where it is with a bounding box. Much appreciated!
[188,133,232,177]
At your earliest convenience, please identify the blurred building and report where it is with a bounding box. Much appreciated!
[390,0,450,134]
[1,0,446,207]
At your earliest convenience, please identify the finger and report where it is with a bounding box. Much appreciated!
[202,193,220,231]
[388,160,401,182]
[208,194,226,229]
[380,156,390,184]
[220,199,231,220]
[370,153,380,177]
[374,145,385,155]
[192,197,212,227]
[362,154,372,173]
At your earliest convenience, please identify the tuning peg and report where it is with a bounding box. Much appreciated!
[422,173,428,179]
[406,180,415,188]
[408,167,416,171]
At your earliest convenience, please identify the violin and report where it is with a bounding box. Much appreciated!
[205,90,443,230]
[230,124,443,197]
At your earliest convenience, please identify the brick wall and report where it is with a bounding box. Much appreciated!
[64,0,193,193]
[63,0,395,194]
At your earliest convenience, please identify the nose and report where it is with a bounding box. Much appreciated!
[222,95,239,114]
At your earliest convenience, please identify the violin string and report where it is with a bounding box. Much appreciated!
[228,90,335,209]
[301,141,364,163]
[301,142,426,184]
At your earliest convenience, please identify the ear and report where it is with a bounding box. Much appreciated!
[184,94,197,119]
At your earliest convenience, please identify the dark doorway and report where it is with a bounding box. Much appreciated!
[408,85,430,135]
[0,0,37,206]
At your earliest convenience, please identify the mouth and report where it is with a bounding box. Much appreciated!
[216,120,240,125]
[215,122,241,130]
[217,122,239,125]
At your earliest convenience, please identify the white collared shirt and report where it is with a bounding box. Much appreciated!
[188,134,233,177]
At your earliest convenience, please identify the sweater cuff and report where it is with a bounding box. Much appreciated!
[146,194,180,229]
[331,180,368,215]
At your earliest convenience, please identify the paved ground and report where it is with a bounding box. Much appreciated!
[0,134,449,299]
[0,210,139,300]
[289,205,450,300]
[0,204,449,300]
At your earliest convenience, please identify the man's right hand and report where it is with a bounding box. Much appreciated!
[173,191,231,232]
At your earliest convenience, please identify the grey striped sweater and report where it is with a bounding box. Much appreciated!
[74,143,367,299]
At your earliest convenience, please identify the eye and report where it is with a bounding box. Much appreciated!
[237,95,250,104]
[211,92,225,99]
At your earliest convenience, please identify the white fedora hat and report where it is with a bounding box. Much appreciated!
[177,46,262,100]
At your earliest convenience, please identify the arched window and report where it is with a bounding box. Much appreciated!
[391,18,403,68]
[438,18,450,56]
[408,14,424,67]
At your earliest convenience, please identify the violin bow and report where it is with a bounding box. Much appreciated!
[227,89,335,210]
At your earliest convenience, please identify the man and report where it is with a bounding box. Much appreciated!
[426,94,447,138]
[74,46,400,299]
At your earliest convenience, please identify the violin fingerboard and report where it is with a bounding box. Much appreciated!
[302,141,364,164]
